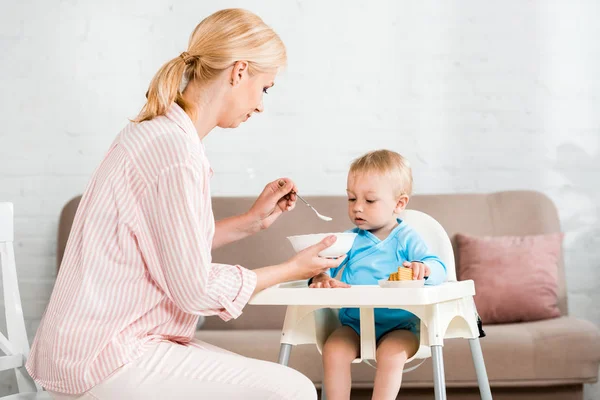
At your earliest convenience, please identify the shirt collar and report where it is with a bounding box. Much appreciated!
[165,102,200,143]
[164,102,213,178]
[360,218,404,243]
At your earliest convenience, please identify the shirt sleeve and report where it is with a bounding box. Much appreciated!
[141,163,257,321]
[403,229,447,286]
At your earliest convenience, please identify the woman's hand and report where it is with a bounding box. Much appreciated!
[253,235,346,293]
[247,178,297,231]
[309,273,350,288]
[288,236,346,280]
[213,178,297,248]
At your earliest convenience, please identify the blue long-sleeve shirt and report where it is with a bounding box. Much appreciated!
[330,218,447,337]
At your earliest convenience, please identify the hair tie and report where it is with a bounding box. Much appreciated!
[179,51,197,65]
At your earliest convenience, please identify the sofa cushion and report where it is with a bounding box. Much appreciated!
[195,316,600,387]
[456,232,562,324]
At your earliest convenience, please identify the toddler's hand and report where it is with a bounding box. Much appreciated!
[402,261,430,280]
[309,277,350,289]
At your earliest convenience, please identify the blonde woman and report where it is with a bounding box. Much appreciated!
[26,9,342,400]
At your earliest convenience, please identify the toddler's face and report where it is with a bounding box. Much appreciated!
[346,172,407,231]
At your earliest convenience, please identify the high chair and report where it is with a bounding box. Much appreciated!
[0,203,52,399]
[249,210,493,400]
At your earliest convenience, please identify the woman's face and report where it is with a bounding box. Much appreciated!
[219,62,277,128]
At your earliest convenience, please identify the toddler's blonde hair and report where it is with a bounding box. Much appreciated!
[349,150,413,197]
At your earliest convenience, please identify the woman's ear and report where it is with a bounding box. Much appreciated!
[394,195,409,214]
[230,61,249,86]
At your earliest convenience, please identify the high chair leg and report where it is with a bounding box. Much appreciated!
[469,338,492,399]
[431,345,447,400]
[278,343,292,366]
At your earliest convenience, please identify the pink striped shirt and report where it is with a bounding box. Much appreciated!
[26,104,257,394]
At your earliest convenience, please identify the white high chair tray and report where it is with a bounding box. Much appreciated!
[378,279,425,288]
[249,280,475,307]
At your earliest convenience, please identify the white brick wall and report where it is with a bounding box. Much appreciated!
[1,0,599,398]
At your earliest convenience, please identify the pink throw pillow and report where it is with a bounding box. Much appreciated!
[456,233,563,324]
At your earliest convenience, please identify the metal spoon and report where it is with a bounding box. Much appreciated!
[278,180,333,221]
[295,193,333,221]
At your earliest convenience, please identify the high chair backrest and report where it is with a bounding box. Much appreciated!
[0,203,40,394]
[399,209,456,282]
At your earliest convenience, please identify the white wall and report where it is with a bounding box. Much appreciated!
[1,0,599,397]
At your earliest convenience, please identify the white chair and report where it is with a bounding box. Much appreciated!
[273,209,492,400]
[0,203,52,399]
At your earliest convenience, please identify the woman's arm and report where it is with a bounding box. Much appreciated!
[252,236,346,294]
[212,178,297,249]
[143,163,340,321]
[212,212,261,249]
[142,164,263,321]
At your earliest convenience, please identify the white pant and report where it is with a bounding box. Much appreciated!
[49,339,316,400]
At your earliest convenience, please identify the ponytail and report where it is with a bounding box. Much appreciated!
[133,54,193,123]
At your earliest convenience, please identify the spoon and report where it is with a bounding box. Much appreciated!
[278,180,333,221]
[295,193,333,221]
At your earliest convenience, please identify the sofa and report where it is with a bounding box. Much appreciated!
[57,191,600,400]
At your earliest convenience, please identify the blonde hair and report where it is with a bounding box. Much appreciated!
[134,8,287,123]
[350,150,413,196]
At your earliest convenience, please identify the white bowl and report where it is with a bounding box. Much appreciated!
[378,279,425,288]
[286,232,358,258]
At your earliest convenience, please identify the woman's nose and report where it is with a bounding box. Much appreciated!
[255,100,264,113]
